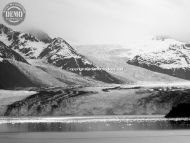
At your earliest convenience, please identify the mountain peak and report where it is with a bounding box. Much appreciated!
[39,37,80,59]
[52,37,71,47]
[52,37,66,46]
[49,37,77,54]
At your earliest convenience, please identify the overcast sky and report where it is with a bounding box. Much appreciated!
[0,0,190,44]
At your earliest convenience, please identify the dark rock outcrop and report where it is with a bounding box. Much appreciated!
[166,103,190,118]
[165,91,190,118]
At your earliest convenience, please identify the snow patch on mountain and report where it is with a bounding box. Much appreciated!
[11,33,48,59]
[120,38,184,59]
[0,33,12,46]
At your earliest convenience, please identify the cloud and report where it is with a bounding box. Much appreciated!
[0,0,190,44]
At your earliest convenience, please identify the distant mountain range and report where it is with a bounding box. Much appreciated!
[1,23,189,90]
[0,24,122,89]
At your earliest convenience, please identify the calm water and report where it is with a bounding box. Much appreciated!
[0,115,190,132]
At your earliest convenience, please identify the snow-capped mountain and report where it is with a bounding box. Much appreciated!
[39,38,122,83]
[127,37,190,80]
[39,37,81,60]
[0,24,121,85]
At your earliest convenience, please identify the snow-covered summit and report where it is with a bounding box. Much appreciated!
[39,37,96,68]
[40,37,81,60]
[127,37,190,79]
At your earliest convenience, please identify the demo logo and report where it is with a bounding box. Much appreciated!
[2,2,26,26]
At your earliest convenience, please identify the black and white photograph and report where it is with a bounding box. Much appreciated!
[0,0,190,142]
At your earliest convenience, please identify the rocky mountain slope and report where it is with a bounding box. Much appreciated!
[0,41,27,63]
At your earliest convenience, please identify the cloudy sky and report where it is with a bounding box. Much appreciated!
[0,0,190,44]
